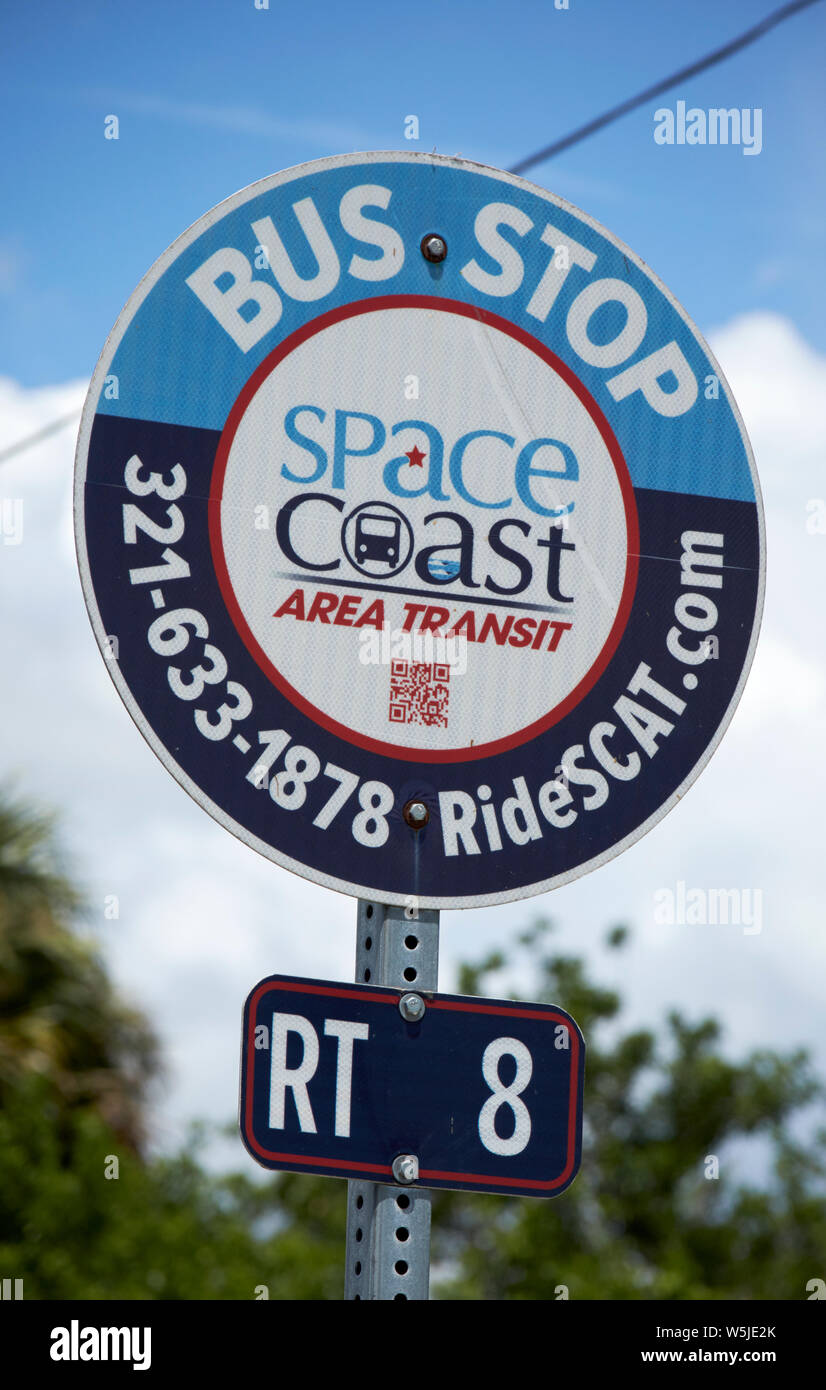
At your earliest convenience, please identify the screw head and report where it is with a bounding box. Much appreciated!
[392,1154,419,1185]
[421,233,447,264]
[403,799,429,829]
[399,992,425,1022]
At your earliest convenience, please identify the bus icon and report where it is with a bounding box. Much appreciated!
[342,501,413,577]
[355,510,402,566]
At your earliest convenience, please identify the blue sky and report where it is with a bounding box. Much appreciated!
[1,0,824,386]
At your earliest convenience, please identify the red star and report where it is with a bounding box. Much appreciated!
[405,445,427,468]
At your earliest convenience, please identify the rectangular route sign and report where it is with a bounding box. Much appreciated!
[240,975,584,1198]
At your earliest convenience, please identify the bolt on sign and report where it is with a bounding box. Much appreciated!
[74,152,764,910]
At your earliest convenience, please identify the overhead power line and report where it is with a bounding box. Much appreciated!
[2,0,821,468]
[508,0,824,174]
[0,410,80,466]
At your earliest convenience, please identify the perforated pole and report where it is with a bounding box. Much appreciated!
[344,899,440,1301]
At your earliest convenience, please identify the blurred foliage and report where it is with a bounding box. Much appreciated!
[0,1079,345,1300]
[0,795,159,1151]
[1,791,824,1299]
[431,921,826,1299]
[0,791,343,1299]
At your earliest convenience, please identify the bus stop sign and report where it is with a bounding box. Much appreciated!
[75,152,764,908]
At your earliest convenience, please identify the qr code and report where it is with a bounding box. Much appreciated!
[389,660,450,728]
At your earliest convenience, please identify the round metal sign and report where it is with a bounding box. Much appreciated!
[74,152,764,908]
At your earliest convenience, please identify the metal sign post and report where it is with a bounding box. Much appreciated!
[344,899,439,1301]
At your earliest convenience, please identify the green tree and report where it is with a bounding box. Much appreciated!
[0,794,159,1152]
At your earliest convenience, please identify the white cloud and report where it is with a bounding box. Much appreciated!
[1,312,824,1169]
[710,311,826,488]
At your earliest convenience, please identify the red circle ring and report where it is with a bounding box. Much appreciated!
[209,295,640,765]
